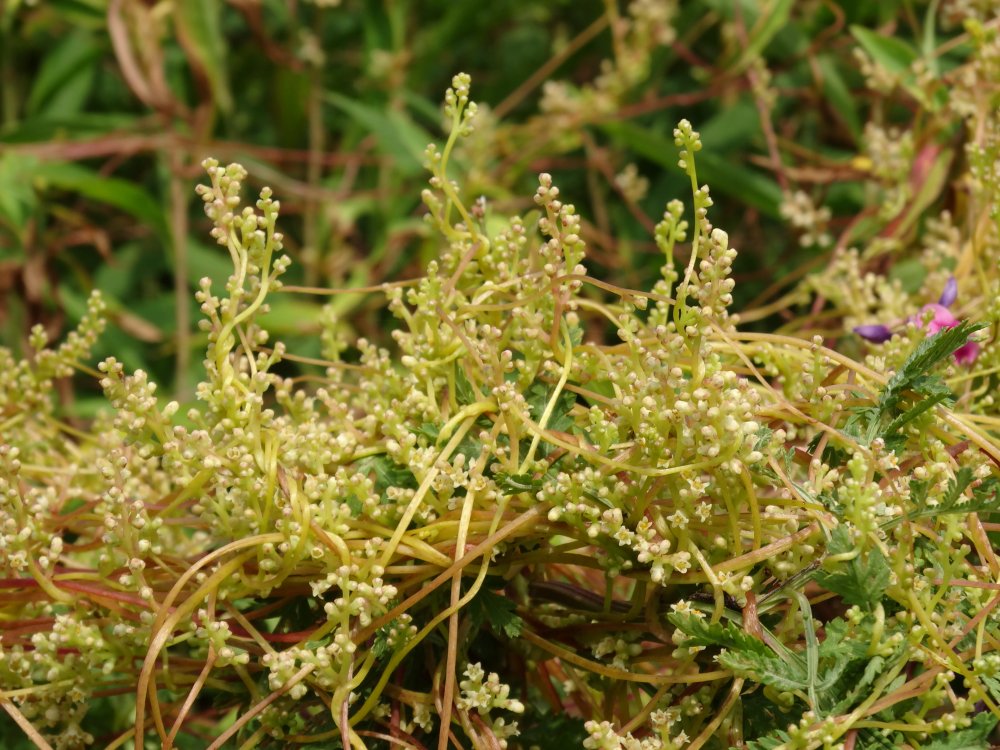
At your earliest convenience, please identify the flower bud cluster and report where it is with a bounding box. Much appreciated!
[313,562,397,628]
[539,0,677,122]
[780,190,832,248]
[0,291,105,421]
[456,661,525,715]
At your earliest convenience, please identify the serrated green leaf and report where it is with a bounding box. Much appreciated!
[921,712,996,750]
[855,727,904,750]
[524,380,576,434]
[467,588,523,639]
[881,321,984,412]
[415,423,441,442]
[744,730,794,750]
[817,618,868,662]
[898,471,998,525]
[846,323,984,453]
[454,366,478,406]
[942,467,976,507]
[882,388,951,438]
[719,648,808,692]
[668,612,772,658]
[829,654,885,714]
[815,527,890,610]
[354,454,417,498]
[345,496,363,518]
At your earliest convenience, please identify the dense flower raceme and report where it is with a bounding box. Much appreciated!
[854,276,980,363]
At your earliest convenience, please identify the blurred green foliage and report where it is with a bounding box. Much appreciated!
[0,0,926,405]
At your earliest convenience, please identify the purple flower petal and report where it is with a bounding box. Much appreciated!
[939,276,958,307]
[854,324,893,343]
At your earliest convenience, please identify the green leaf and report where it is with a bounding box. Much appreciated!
[372,616,405,659]
[845,322,984,452]
[32,161,168,240]
[0,153,38,239]
[941,467,976,507]
[94,243,145,299]
[732,0,795,72]
[354,455,417,499]
[850,26,918,76]
[881,388,951,439]
[598,121,783,217]
[921,713,996,750]
[454,366,478,406]
[891,148,955,237]
[817,54,861,140]
[855,728,904,750]
[258,298,324,335]
[829,653,885,714]
[582,378,616,403]
[887,258,928,294]
[467,588,523,639]
[187,238,237,287]
[175,0,232,112]
[415,423,441,442]
[814,527,890,610]
[517,712,588,748]
[745,730,795,750]
[719,647,809,693]
[0,113,138,143]
[850,25,939,106]
[327,93,434,176]
[880,321,984,413]
[26,30,100,118]
[668,612,772,658]
[699,100,760,149]
[43,0,106,24]
[921,0,942,75]
[524,380,576,434]
[900,470,999,524]
[345,496,363,518]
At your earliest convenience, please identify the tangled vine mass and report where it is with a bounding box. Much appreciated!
[2,45,1000,750]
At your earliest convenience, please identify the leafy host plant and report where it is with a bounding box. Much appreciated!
[1,74,999,750]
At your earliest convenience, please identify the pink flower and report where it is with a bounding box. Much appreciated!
[854,277,979,364]
[919,302,958,334]
[914,302,980,364]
